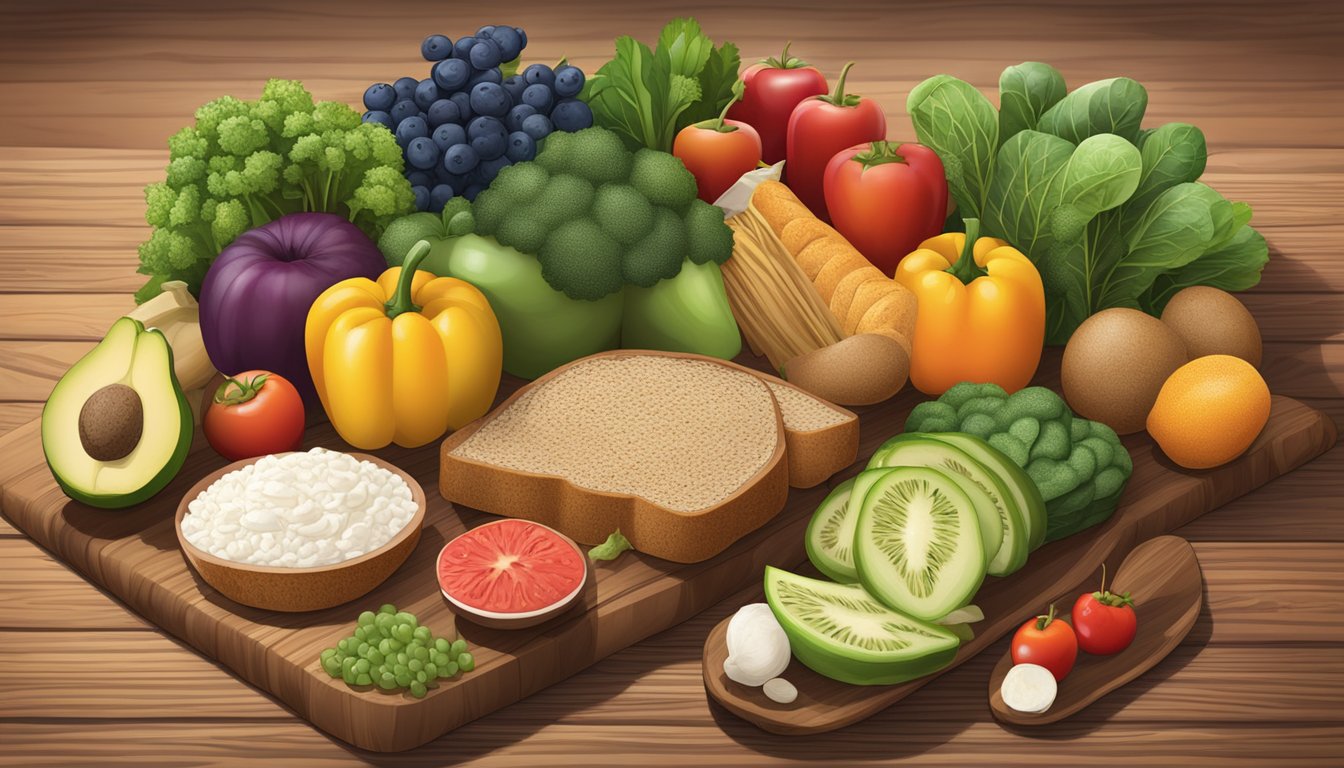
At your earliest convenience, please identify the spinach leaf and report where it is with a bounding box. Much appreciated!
[1142,224,1269,314]
[907,75,1000,219]
[998,62,1066,141]
[1036,77,1148,144]
[584,18,739,153]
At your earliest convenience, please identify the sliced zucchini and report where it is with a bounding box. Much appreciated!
[805,468,897,583]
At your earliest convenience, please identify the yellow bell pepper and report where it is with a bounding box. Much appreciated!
[305,240,502,449]
[893,218,1045,395]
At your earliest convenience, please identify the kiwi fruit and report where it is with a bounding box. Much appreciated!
[852,467,986,621]
[78,384,144,462]
[1061,308,1188,434]
[763,567,961,686]
[1160,286,1262,367]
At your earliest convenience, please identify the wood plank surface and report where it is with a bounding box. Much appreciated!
[0,0,1341,764]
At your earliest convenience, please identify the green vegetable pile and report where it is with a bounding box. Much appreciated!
[583,17,740,153]
[378,127,741,379]
[471,127,731,300]
[137,78,416,302]
[908,62,1268,343]
[905,382,1133,541]
[320,604,473,699]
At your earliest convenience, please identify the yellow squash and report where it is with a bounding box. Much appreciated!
[894,218,1045,395]
[306,240,502,449]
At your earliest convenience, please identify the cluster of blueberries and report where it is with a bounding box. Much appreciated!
[361,26,593,211]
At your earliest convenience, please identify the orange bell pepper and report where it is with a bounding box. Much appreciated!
[893,218,1045,395]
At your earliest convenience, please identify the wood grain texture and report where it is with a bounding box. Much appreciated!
[1,0,1342,763]
[988,536,1203,725]
[703,399,1336,734]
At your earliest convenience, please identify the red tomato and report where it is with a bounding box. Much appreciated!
[784,61,886,221]
[1010,604,1078,681]
[1073,567,1138,655]
[823,141,949,274]
[673,118,763,203]
[727,43,829,165]
[203,370,305,461]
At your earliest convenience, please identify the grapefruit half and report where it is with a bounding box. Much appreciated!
[436,519,589,629]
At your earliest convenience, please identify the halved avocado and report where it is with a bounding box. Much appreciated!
[41,317,193,509]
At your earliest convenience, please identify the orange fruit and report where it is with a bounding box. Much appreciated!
[1146,355,1271,469]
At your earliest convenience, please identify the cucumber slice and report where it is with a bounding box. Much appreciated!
[869,434,1028,576]
[929,432,1047,552]
[764,566,960,686]
[805,469,897,583]
[854,467,987,621]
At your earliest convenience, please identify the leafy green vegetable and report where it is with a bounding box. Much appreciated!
[905,382,1133,542]
[908,62,1268,343]
[583,17,740,153]
[589,530,633,561]
[136,79,415,303]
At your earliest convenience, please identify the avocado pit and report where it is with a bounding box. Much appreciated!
[79,383,144,461]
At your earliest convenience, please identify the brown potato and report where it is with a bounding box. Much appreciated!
[783,334,910,406]
[1160,286,1262,367]
[1061,309,1188,435]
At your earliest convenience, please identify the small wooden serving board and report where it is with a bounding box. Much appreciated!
[0,351,1334,751]
[702,394,1336,735]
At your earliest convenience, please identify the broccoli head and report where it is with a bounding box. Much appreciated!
[905,382,1133,542]
[461,126,735,300]
[135,78,414,302]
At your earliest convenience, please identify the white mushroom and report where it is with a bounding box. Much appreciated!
[723,603,791,687]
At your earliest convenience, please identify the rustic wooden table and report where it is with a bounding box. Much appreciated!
[1,1,1341,765]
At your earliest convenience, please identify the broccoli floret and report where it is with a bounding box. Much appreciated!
[471,185,512,235]
[490,162,549,205]
[564,127,634,185]
[535,131,575,175]
[630,148,697,213]
[622,207,687,287]
[497,216,549,255]
[538,220,624,300]
[592,184,653,245]
[683,198,734,265]
[533,175,595,230]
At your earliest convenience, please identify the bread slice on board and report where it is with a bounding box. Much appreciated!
[440,351,790,563]
[439,351,858,562]
[752,372,858,490]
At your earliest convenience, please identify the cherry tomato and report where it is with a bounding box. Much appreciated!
[1073,566,1138,655]
[674,118,762,203]
[203,370,305,461]
[1010,603,1078,681]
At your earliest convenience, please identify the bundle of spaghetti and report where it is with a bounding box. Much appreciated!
[723,202,844,370]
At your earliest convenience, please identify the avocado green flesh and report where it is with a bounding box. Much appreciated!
[868,434,1029,576]
[854,467,986,621]
[805,468,896,583]
[42,317,192,509]
[930,432,1048,551]
[764,567,959,686]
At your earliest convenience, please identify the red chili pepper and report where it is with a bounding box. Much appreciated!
[727,42,828,165]
[785,61,886,222]
[823,141,949,274]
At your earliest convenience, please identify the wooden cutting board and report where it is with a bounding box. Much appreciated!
[701,394,1337,735]
[0,352,1333,752]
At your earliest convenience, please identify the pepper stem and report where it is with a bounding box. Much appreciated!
[946,217,987,284]
[818,61,859,107]
[385,240,431,319]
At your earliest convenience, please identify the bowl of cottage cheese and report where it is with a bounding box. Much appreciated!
[176,447,426,612]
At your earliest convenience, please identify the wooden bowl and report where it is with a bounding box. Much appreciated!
[175,452,426,613]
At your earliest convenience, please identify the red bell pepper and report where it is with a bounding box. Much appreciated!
[674,80,763,203]
[823,141,949,274]
[727,42,828,165]
[785,61,886,222]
